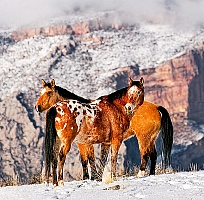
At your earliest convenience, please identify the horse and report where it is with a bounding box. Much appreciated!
[96,99,173,180]
[123,101,173,177]
[43,78,144,186]
[35,79,97,180]
[36,79,173,181]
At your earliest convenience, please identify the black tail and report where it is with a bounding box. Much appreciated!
[158,106,173,169]
[45,106,57,182]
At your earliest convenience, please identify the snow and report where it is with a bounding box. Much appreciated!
[1,171,204,200]
[1,17,204,101]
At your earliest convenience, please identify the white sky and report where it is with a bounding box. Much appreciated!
[1,0,204,27]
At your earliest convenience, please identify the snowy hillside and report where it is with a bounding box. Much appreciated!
[1,12,204,100]
[1,171,204,200]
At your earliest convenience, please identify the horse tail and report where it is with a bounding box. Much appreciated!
[158,106,173,169]
[44,106,57,182]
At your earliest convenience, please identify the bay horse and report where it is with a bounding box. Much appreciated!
[35,79,97,180]
[43,78,144,186]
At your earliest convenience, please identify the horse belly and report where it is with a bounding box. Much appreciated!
[74,126,111,144]
[75,112,111,144]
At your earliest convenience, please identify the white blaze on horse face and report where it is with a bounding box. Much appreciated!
[41,88,47,96]
[128,85,139,98]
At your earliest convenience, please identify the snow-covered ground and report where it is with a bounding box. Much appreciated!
[1,171,204,200]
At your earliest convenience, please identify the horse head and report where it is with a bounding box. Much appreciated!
[124,77,144,115]
[35,79,59,112]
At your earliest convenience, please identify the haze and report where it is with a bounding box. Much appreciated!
[0,0,204,28]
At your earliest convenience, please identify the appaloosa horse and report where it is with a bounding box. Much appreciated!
[35,79,97,180]
[44,78,144,186]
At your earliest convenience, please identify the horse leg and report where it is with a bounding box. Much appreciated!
[57,143,72,186]
[87,145,98,180]
[98,143,110,181]
[137,149,149,178]
[52,136,61,187]
[77,143,97,180]
[52,156,58,187]
[110,140,122,180]
[77,143,90,180]
[149,145,157,175]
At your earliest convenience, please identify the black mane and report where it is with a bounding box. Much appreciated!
[98,87,128,103]
[98,80,143,103]
[44,82,91,103]
[55,86,91,103]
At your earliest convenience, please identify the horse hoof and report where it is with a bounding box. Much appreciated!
[137,170,145,178]
[58,180,64,186]
[44,181,49,186]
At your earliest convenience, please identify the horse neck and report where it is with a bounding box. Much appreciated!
[56,93,68,102]
[112,98,126,111]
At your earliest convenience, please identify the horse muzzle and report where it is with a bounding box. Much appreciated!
[125,103,135,115]
[35,105,43,113]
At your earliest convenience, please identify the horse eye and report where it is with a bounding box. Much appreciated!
[138,90,142,95]
[47,91,52,96]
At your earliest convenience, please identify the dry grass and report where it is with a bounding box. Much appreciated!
[0,175,18,187]
[29,172,44,185]
[0,162,200,187]
[189,163,198,172]
[0,172,44,187]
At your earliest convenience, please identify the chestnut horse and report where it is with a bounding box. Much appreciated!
[35,79,97,180]
[129,101,173,177]
[42,78,144,186]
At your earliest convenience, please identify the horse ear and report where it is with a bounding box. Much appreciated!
[140,77,144,86]
[129,77,133,86]
[42,79,46,87]
[50,79,55,89]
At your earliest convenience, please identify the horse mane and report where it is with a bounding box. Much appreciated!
[44,82,91,103]
[98,87,128,103]
[55,86,91,103]
[98,80,143,103]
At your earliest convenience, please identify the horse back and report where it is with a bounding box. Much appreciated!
[75,100,128,144]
